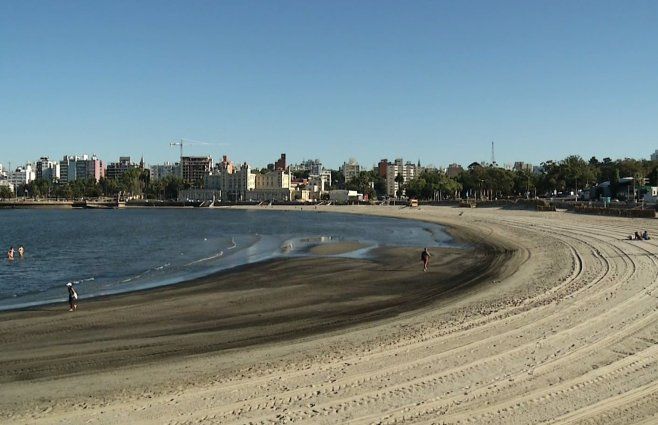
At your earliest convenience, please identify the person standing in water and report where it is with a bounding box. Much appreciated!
[7,246,14,261]
[421,247,431,272]
[18,245,24,258]
[66,282,78,312]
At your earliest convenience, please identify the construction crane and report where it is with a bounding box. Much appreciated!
[169,138,220,159]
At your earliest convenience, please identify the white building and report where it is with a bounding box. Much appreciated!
[36,157,61,181]
[150,162,180,180]
[205,162,256,202]
[341,158,361,182]
[329,190,360,203]
[308,170,332,194]
[8,164,36,187]
[385,158,417,197]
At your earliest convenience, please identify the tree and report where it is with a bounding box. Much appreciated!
[0,186,13,199]
[394,173,405,198]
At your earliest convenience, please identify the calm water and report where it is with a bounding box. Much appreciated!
[0,208,454,310]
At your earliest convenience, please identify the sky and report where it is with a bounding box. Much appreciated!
[1,0,657,170]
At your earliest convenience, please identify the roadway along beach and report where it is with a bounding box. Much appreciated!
[1,205,657,424]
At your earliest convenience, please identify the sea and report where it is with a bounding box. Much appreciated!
[0,208,455,310]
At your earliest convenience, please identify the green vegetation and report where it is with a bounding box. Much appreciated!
[17,172,188,200]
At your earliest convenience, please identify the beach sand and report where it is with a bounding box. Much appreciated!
[1,205,657,424]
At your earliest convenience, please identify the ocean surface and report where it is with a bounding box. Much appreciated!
[0,208,455,310]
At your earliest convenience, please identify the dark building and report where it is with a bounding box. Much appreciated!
[274,153,286,171]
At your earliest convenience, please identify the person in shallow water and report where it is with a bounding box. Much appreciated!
[18,245,24,258]
[421,247,431,272]
[7,246,14,261]
[66,282,78,312]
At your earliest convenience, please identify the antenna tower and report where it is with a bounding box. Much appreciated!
[491,141,495,165]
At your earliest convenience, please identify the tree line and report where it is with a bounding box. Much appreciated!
[341,155,658,201]
[2,155,657,201]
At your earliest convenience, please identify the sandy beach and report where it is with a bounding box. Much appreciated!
[1,205,657,424]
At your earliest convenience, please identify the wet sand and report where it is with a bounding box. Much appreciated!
[2,205,657,424]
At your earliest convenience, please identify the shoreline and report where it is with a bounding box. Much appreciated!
[0,208,458,313]
[3,205,655,424]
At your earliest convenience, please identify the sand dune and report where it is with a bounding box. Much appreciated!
[1,205,657,424]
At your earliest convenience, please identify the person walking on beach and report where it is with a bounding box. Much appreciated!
[66,282,78,312]
[421,248,431,272]
[18,245,24,258]
[7,246,14,261]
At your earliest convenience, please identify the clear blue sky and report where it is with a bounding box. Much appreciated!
[1,0,657,170]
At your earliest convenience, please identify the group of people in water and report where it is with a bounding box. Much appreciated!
[6,245,25,260]
[631,230,651,241]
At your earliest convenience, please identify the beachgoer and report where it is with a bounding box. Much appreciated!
[18,245,24,258]
[66,282,78,312]
[643,230,650,240]
[7,246,14,261]
[421,248,431,272]
[635,231,642,240]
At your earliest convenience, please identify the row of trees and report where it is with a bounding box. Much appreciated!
[3,169,190,200]
[339,155,658,201]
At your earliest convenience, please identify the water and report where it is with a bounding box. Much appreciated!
[0,208,455,310]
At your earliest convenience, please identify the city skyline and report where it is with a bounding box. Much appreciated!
[2,1,657,168]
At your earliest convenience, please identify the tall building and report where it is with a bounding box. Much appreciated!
[341,158,361,182]
[150,162,180,180]
[180,156,212,185]
[36,157,60,181]
[59,155,104,183]
[385,158,417,197]
[378,159,389,178]
[651,150,658,161]
[106,156,138,180]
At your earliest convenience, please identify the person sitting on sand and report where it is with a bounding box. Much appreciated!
[421,248,431,272]
[18,245,24,258]
[635,231,642,240]
[7,246,14,261]
[66,282,78,312]
[643,230,650,240]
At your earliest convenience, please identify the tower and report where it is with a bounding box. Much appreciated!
[491,141,495,165]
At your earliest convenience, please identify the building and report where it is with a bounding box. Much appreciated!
[385,158,417,197]
[7,164,36,188]
[308,170,332,194]
[377,159,388,178]
[329,190,361,203]
[651,150,658,161]
[150,162,180,180]
[341,158,361,182]
[36,157,60,181]
[513,161,533,172]
[446,163,463,178]
[106,156,141,180]
[59,155,105,183]
[205,161,255,201]
[274,153,287,171]
[251,169,294,202]
[290,159,324,175]
[180,156,212,185]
